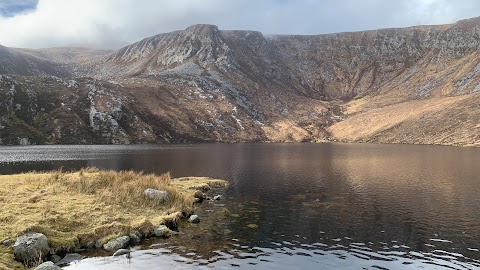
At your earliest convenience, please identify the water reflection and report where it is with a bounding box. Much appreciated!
[1,143,480,269]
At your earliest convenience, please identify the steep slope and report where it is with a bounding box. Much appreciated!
[0,45,68,77]
[1,18,480,146]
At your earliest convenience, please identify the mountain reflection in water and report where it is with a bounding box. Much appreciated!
[1,143,479,269]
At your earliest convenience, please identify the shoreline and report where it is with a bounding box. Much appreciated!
[0,140,478,148]
[0,169,228,269]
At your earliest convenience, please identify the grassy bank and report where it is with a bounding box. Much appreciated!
[0,169,227,269]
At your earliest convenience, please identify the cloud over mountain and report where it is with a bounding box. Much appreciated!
[1,0,480,49]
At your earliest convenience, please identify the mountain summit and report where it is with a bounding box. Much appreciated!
[1,19,480,146]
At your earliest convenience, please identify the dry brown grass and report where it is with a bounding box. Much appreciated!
[0,169,227,269]
[328,93,480,146]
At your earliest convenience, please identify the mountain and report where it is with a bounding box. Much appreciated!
[1,18,480,146]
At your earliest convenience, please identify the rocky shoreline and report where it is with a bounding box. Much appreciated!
[0,170,228,269]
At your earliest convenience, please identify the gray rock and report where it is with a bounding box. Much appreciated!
[85,241,95,249]
[144,188,169,201]
[113,249,131,256]
[50,254,62,264]
[189,215,200,223]
[213,195,223,201]
[55,253,85,265]
[13,233,50,264]
[2,239,12,246]
[35,261,62,270]
[154,225,172,237]
[129,230,142,245]
[103,236,130,252]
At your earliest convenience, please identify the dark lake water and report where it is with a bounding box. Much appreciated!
[1,143,480,269]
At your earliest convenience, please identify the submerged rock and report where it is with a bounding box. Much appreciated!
[189,215,200,223]
[144,188,169,201]
[103,236,130,252]
[113,249,131,256]
[13,233,50,264]
[35,261,62,270]
[55,253,85,265]
[49,254,62,264]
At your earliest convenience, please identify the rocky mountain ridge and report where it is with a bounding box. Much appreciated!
[1,18,480,146]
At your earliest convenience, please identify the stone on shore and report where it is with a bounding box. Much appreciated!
[144,188,169,201]
[189,215,200,223]
[129,230,142,245]
[103,236,130,252]
[2,239,12,246]
[34,261,62,270]
[13,233,50,264]
[154,225,173,237]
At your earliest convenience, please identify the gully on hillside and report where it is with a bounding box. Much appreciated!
[1,18,480,146]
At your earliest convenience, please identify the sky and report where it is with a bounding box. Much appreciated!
[0,0,480,49]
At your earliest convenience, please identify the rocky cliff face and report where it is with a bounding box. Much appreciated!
[1,18,480,146]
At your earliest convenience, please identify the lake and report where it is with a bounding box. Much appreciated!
[1,143,480,269]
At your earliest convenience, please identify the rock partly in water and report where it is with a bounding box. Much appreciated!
[49,254,62,264]
[193,191,206,201]
[129,230,142,245]
[144,188,169,201]
[189,215,200,223]
[213,195,223,201]
[103,236,130,252]
[113,249,131,256]
[13,233,50,265]
[55,253,85,265]
[35,261,62,270]
[154,225,173,237]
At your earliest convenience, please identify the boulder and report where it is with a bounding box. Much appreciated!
[213,195,223,201]
[35,261,62,270]
[129,230,142,245]
[103,236,130,252]
[13,233,50,264]
[113,249,131,256]
[189,215,200,223]
[154,225,172,237]
[144,188,169,201]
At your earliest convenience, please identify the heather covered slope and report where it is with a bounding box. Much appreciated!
[1,18,480,146]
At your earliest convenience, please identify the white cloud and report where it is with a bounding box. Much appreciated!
[1,0,480,49]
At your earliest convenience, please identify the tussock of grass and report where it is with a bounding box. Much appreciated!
[0,169,227,269]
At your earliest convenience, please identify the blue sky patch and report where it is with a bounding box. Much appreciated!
[0,0,38,17]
